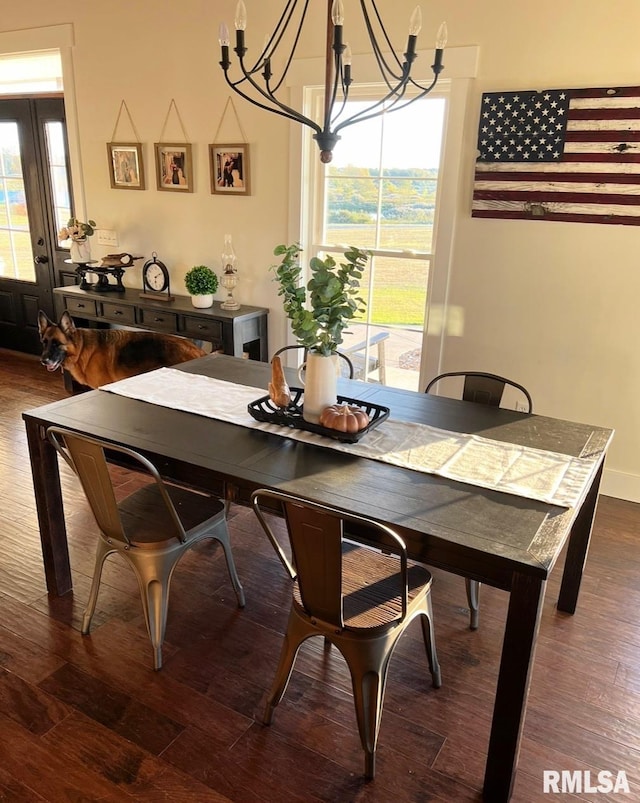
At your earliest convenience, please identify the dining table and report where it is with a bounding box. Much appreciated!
[23,353,614,802]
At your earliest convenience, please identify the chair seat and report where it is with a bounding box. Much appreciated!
[293,544,432,630]
[119,484,226,548]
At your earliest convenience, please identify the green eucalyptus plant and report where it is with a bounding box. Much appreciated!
[184,265,219,296]
[271,243,368,357]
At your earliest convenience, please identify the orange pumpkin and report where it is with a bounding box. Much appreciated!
[319,403,370,433]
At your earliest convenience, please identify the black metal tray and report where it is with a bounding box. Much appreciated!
[247,387,390,443]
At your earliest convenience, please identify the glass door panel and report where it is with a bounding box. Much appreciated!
[44,120,72,242]
[0,122,35,281]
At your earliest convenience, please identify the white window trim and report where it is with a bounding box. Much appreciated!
[286,45,478,384]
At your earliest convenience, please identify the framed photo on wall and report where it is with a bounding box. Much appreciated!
[154,143,193,192]
[107,142,145,190]
[209,143,251,195]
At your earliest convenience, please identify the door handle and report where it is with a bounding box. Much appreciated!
[34,255,49,264]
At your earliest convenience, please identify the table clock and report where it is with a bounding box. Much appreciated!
[140,253,174,302]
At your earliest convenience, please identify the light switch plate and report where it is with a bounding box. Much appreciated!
[97,229,119,247]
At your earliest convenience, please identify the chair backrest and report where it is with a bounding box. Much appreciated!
[251,489,408,629]
[425,371,533,413]
[271,345,354,379]
[47,426,187,545]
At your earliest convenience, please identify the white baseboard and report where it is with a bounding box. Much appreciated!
[601,468,640,503]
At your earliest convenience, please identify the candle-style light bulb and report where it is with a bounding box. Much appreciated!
[331,0,345,26]
[405,6,421,61]
[409,6,422,36]
[432,21,447,75]
[235,0,247,31]
[219,21,231,70]
[436,21,448,49]
[218,22,230,46]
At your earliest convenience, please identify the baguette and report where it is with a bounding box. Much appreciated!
[268,355,292,408]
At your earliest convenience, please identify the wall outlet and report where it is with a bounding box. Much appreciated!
[97,229,119,247]
[515,402,528,413]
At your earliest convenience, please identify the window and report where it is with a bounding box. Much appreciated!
[304,88,447,391]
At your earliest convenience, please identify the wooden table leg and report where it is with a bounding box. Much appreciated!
[557,462,602,614]
[24,418,72,596]
[483,572,545,802]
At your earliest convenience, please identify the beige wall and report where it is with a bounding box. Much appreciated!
[2,1,638,500]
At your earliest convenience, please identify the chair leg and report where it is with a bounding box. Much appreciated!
[131,558,175,671]
[263,608,308,725]
[82,539,115,635]
[340,638,394,780]
[466,578,480,630]
[212,524,246,608]
[420,596,442,689]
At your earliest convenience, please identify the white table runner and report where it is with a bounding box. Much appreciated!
[100,368,600,508]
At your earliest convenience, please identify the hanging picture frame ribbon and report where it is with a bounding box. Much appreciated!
[209,97,251,196]
[155,99,194,192]
[107,100,145,190]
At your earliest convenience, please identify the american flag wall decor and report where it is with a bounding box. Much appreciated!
[472,86,640,225]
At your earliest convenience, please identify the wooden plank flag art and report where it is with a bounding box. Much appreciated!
[472,86,640,225]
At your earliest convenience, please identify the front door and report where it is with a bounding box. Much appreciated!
[0,97,73,353]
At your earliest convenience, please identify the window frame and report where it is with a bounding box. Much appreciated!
[286,45,478,386]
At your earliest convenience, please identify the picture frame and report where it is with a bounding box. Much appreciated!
[209,143,251,195]
[107,142,145,190]
[154,143,194,192]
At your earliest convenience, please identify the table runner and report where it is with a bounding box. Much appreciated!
[100,368,600,508]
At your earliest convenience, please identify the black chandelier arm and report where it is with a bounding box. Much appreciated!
[330,66,350,128]
[323,50,344,132]
[333,83,409,132]
[361,0,406,82]
[333,72,440,135]
[222,71,322,134]
[254,0,310,95]
[235,53,323,133]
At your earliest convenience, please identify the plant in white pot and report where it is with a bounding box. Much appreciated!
[271,243,368,423]
[184,265,219,308]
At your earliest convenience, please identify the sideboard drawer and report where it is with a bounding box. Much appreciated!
[182,316,223,342]
[64,296,97,317]
[139,309,179,332]
[101,302,136,325]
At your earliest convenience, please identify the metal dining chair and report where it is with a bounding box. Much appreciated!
[251,488,441,780]
[425,370,533,630]
[47,426,245,670]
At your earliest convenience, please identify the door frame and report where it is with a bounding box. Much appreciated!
[0,24,86,224]
[0,25,85,352]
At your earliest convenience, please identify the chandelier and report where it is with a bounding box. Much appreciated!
[218,0,447,162]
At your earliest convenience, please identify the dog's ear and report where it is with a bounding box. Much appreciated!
[59,311,77,337]
[37,310,52,338]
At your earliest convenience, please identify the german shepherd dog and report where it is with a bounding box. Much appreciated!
[38,310,205,389]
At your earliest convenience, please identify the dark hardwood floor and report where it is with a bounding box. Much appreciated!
[1,347,639,802]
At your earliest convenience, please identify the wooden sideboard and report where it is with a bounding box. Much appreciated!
[53,286,269,363]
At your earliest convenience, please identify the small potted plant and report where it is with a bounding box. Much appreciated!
[271,243,368,422]
[184,265,219,308]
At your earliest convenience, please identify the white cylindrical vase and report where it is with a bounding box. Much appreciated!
[70,239,91,264]
[298,351,339,424]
